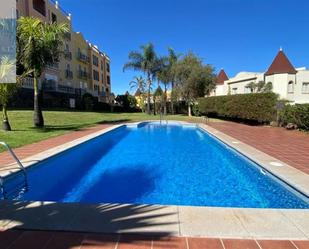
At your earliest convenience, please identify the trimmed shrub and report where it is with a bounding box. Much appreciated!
[198,92,278,123]
[279,104,309,130]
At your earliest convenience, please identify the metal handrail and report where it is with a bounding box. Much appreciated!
[0,142,28,198]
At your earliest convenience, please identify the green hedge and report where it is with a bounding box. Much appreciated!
[279,104,309,130]
[198,92,278,123]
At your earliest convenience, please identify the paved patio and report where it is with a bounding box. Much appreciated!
[1,230,309,249]
[209,121,309,175]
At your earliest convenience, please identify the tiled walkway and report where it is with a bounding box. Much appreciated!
[1,230,309,249]
[209,121,309,175]
[0,124,111,168]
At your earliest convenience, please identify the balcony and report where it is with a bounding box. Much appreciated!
[58,84,75,94]
[42,79,57,92]
[21,77,34,89]
[77,52,90,64]
[65,69,73,79]
[77,70,89,80]
[64,50,72,60]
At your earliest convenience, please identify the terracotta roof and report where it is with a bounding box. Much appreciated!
[216,69,229,85]
[265,50,297,75]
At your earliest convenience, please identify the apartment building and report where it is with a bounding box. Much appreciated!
[16,0,112,107]
[211,49,309,104]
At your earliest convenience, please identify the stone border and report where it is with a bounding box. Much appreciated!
[199,124,309,198]
[0,121,308,239]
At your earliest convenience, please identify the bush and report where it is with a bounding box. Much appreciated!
[192,104,200,116]
[198,92,278,123]
[279,104,309,130]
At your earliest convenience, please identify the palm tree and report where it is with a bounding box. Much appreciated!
[123,43,158,115]
[156,57,169,115]
[129,76,146,93]
[167,48,180,114]
[0,57,17,131]
[17,17,68,127]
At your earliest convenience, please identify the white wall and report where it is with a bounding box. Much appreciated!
[210,71,309,104]
[266,71,309,104]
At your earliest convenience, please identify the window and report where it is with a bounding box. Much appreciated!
[287,81,294,93]
[101,73,104,83]
[302,82,309,94]
[106,62,110,73]
[92,55,99,67]
[232,87,238,94]
[107,75,111,85]
[51,13,57,23]
[93,70,99,81]
[33,0,46,16]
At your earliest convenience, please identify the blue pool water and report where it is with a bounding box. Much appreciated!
[2,122,309,208]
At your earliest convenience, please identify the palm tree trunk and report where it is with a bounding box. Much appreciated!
[147,73,151,115]
[188,103,192,117]
[33,75,44,127]
[171,81,175,115]
[164,84,167,116]
[2,103,11,131]
[153,95,156,115]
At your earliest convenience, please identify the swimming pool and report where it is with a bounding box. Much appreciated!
[2,122,309,208]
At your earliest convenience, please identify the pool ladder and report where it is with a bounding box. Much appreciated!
[0,142,28,199]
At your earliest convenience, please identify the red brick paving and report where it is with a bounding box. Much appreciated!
[0,124,111,168]
[209,121,309,175]
[0,230,308,249]
[222,239,261,249]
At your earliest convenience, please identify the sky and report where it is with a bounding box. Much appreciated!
[59,0,309,95]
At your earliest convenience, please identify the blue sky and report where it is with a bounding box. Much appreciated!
[59,0,309,95]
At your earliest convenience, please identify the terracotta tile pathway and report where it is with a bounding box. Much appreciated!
[0,230,308,249]
[0,124,111,168]
[209,121,309,175]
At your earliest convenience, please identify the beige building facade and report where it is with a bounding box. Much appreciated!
[16,0,112,106]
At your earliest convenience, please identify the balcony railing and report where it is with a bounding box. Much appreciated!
[42,79,57,91]
[64,50,72,60]
[65,70,73,79]
[77,52,90,64]
[21,77,34,89]
[77,70,89,80]
[46,62,59,70]
[58,84,75,94]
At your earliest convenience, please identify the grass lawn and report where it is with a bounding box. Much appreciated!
[0,110,219,151]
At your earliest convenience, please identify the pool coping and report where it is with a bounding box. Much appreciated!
[0,121,309,239]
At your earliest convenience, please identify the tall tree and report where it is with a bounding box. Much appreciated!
[0,57,17,131]
[129,76,146,93]
[167,48,180,114]
[174,52,215,116]
[156,57,170,115]
[123,43,158,115]
[17,17,68,127]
